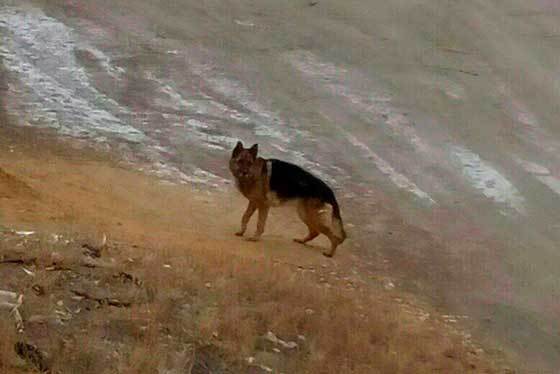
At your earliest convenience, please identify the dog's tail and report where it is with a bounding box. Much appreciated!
[329,198,347,243]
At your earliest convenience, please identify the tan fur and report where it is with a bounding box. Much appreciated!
[230,143,345,257]
[294,198,343,257]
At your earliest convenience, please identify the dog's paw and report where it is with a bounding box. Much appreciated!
[322,251,334,258]
[246,236,261,242]
[293,238,305,244]
[235,231,245,237]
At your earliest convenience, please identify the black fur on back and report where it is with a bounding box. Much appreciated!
[268,159,342,219]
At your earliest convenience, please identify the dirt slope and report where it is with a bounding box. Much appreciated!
[0,126,514,372]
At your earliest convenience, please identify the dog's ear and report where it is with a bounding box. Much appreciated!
[249,144,258,159]
[232,141,243,158]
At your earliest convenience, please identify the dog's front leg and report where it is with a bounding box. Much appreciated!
[247,204,269,241]
[236,201,257,236]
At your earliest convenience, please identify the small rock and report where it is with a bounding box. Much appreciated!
[51,252,64,264]
[280,341,298,350]
[21,267,35,277]
[15,231,35,236]
[56,300,64,307]
[259,365,273,373]
[272,348,280,353]
[31,285,45,296]
[297,335,306,342]
[264,331,279,344]
[383,280,395,290]
[305,308,315,315]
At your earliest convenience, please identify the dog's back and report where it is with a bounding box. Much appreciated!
[268,160,340,215]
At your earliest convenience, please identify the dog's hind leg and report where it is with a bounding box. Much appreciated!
[236,201,257,236]
[294,200,320,244]
[318,224,341,257]
[294,230,320,245]
[308,202,340,257]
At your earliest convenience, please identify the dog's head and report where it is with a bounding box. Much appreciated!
[229,141,259,180]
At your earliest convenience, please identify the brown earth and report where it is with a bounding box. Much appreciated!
[0,125,518,373]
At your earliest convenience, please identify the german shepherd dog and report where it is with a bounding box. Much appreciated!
[229,141,346,257]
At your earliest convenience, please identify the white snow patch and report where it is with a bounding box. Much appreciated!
[190,63,308,143]
[146,162,227,187]
[514,158,560,197]
[514,157,550,176]
[0,6,228,189]
[537,176,560,197]
[345,133,435,204]
[499,84,560,157]
[286,51,432,155]
[510,99,539,127]
[185,119,210,129]
[234,19,255,27]
[0,6,144,142]
[81,45,126,79]
[451,146,524,212]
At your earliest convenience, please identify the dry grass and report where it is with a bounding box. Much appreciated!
[107,243,501,374]
[0,319,19,374]
[0,233,502,373]
[0,127,509,373]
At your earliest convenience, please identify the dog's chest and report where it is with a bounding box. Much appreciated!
[236,179,264,201]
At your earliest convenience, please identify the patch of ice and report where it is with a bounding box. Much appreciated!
[345,133,435,204]
[0,6,144,142]
[499,84,560,156]
[286,51,432,154]
[451,146,524,212]
[185,119,210,129]
[146,71,250,124]
[510,99,539,127]
[234,19,255,27]
[81,45,126,79]
[146,162,225,187]
[514,157,550,176]
[514,157,560,197]
[537,176,560,197]
[190,64,308,143]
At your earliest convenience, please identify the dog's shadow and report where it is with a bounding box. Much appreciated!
[240,234,331,257]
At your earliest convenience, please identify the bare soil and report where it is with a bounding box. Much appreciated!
[0,123,516,373]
